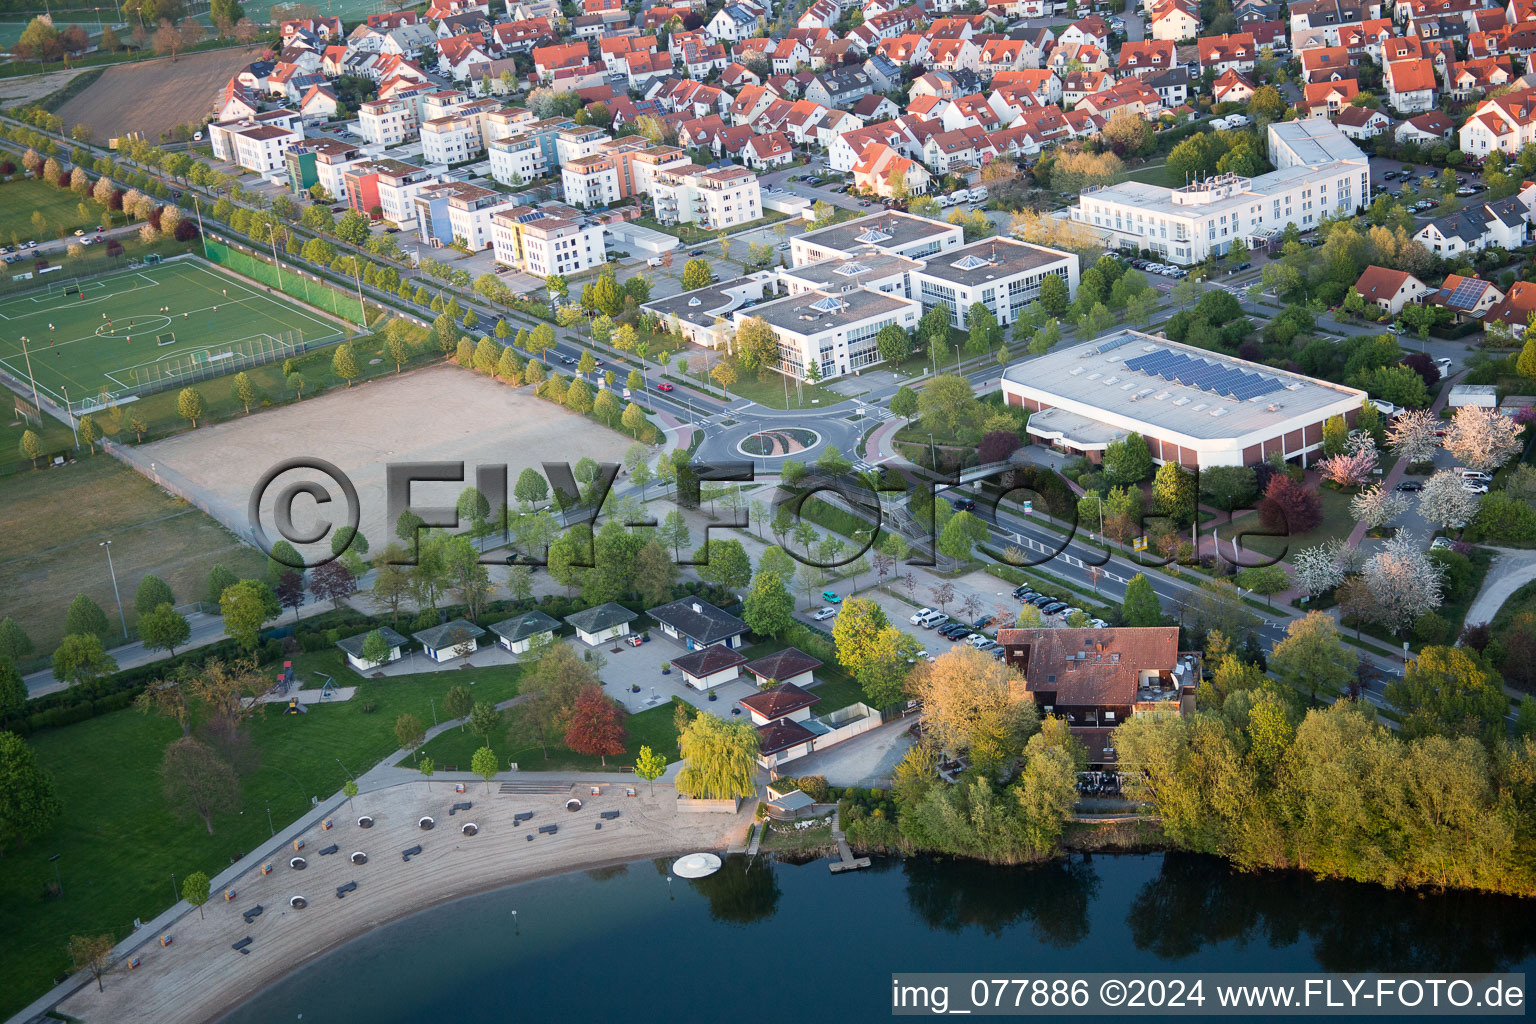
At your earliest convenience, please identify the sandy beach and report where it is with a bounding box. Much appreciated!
[57,781,751,1024]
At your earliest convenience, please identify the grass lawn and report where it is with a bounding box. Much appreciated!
[893,390,1018,448]
[635,210,791,246]
[0,177,112,247]
[0,650,526,1020]
[721,368,851,410]
[1492,578,1536,633]
[1229,485,1355,560]
[1122,162,1180,189]
[405,696,692,773]
[0,454,267,663]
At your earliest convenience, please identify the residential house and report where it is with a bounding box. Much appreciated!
[1196,33,1258,74]
[743,648,823,690]
[1147,0,1200,40]
[1400,109,1456,144]
[1385,57,1438,113]
[1118,39,1178,77]
[412,619,485,662]
[648,597,749,651]
[1353,265,1430,313]
[1213,68,1256,104]
[1334,104,1392,138]
[1414,196,1529,257]
[672,645,747,691]
[1302,78,1359,117]
[488,610,561,654]
[335,626,409,672]
[745,131,796,168]
[564,603,639,645]
[1425,273,1505,321]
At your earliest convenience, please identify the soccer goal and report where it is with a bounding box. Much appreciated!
[156,332,176,347]
[46,277,79,298]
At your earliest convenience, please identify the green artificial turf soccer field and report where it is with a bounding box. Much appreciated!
[0,259,343,406]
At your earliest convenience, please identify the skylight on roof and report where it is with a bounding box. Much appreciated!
[835,262,870,276]
[950,254,992,270]
[809,295,846,313]
[855,228,893,243]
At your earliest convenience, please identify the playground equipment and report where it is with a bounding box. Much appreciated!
[461,823,478,836]
[418,817,434,830]
[290,896,308,909]
[351,852,368,864]
[358,816,373,829]
[160,934,173,947]
[290,857,307,870]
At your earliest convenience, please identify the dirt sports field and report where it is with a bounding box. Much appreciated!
[142,362,636,558]
[56,45,267,143]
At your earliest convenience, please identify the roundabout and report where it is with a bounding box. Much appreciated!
[735,427,822,458]
[95,313,172,338]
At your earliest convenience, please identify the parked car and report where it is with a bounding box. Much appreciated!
[1435,356,1453,375]
[1029,594,1056,606]
[1462,481,1490,494]
[821,590,842,603]
[1089,618,1110,628]
[813,607,838,620]
[1395,480,1423,492]
[972,615,994,629]
[950,497,976,511]
[910,607,935,625]
[689,249,704,257]
[1041,601,1069,614]
[1012,586,1034,599]
[1430,537,1452,550]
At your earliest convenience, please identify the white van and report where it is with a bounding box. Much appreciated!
[916,609,948,628]
[1458,467,1492,482]
[969,185,988,203]
[949,188,970,205]
[647,256,664,268]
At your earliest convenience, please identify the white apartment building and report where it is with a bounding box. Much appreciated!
[358,98,417,146]
[911,238,1081,329]
[735,287,922,380]
[651,165,762,230]
[555,125,610,167]
[561,153,620,208]
[209,110,303,173]
[421,115,484,165]
[1071,121,1370,265]
[491,204,607,277]
[441,182,518,251]
[374,161,436,224]
[488,133,547,185]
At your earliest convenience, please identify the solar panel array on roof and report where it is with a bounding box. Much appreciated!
[1094,335,1132,355]
[1446,277,1485,310]
[1123,348,1285,401]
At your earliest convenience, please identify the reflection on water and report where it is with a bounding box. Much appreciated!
[903,856,1098,945]
[221,853,1536,1024]
[1127,853,1536,972]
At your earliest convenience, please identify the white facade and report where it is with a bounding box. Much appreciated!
[488,134,547,185]
[561,155,620,208]
[735,287,922,380]
[491,206,607,277]
[1074,122,1370,266]
[447,195,516,252]
[420,115,484,165]
[911,239,1081,329]
[358,98,417,146]
[651,166,762,230]
[230,125,303,174]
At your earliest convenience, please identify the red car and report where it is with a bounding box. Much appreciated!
[656,382,674,392]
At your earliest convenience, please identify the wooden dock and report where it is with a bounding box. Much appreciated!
[828,810,870,874]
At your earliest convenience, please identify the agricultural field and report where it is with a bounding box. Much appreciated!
[54,45,266,142]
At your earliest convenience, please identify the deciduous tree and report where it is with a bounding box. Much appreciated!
[160,737,239,833]
[676,713,759,800]
[565,687,627,765]
[0,731,60,850]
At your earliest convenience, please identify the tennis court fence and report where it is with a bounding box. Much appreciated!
[203,236,367,326]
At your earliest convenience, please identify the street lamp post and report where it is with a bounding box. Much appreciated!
[61,385,78,446]
[266,804,275,837]
[50,853,62,895]
[100,540,128,639]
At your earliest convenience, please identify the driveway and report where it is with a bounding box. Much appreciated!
[780,716,914,786]
[1462,548,1536,627]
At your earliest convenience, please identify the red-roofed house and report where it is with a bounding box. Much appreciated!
[1385,57,1437,112]
[1334,105,1392,138]
[1302,78,1359,116]
[853,142,932,197]
[1213,68,1257,103]
[1118,39,1178,76]
[1401,109,1456,144]
[1196,33,1258,74]
[1354,265,1429,313]
[744,131,796,169]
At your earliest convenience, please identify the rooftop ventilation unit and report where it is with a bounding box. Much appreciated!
[1103,376,1119,386]
[1192,402,1208,411]
[1069,366,1084,375]
[1087,371,1102,380]
[1172,396,1190,406]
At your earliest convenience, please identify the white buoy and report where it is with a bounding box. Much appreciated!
[671,853,722,878]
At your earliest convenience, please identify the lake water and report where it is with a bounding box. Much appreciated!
[222,852,1536,1024]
